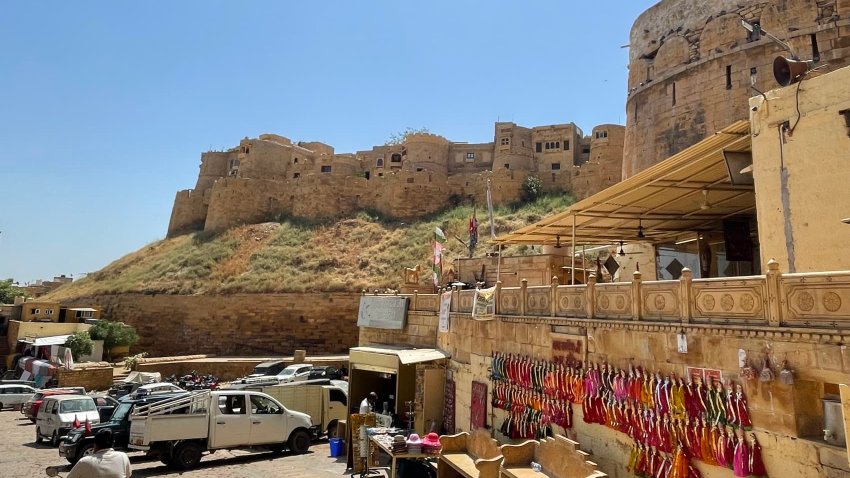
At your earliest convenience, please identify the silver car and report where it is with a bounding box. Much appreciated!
[0,384,37,410]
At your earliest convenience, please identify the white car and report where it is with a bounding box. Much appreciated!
[0,384,37,410]
[132,382,184,398]
[275,364,313,383]
[36,395,100,446]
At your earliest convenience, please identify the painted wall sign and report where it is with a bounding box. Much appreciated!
[357,296,409,329]
[551,332,587,367]
[439,291,452,332]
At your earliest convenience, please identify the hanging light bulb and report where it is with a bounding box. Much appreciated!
[618,241,626,256]
[554,235,562,248]
[637,220,646,239]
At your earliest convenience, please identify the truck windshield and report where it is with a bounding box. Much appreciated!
[60,399,96,413]
[110,403,133,422]
[279,369,296,377]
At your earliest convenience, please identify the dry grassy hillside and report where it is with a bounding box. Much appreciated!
[47,195,573,300]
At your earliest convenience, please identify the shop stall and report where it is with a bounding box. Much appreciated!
[348,345,448,436]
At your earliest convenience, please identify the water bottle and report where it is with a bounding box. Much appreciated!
[531,462,542,472]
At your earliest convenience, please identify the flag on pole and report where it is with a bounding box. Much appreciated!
[486,179,496,238]
[433,227,447,286]
[73,415,80,429]
[84,418,92,436]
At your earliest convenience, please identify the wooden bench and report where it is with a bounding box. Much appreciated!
[499,435,606,478]
[438,429,504,478]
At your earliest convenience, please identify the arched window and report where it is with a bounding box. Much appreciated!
[376,158,384,167]
[391,154,402,163]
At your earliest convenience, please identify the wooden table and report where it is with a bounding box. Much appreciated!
[369,435,434,478]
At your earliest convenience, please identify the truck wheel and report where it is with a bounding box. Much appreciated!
[173,442,203,470]
[35,427,43,444]
[51,431,60,447]
[288,430,311,454]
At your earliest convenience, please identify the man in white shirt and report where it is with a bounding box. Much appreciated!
[67,429,132,478]
[359,391,377,414]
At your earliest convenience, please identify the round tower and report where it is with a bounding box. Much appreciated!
[623,0,850,178]
[403,133,450,174]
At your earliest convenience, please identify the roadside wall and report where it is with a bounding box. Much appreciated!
[62,293,361,358]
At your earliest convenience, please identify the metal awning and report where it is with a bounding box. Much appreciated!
[350,346,450,365]
[494,120,753,246]
[66,307,97,312]
[21,335,71,346]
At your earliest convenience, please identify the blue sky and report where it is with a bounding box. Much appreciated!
[0,1,655,284]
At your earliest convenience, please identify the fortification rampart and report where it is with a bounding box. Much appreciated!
[624,0,850,177]
[60,293,361,357]
[168,121,626,236]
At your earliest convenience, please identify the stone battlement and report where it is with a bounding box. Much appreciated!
[167,121,625,237]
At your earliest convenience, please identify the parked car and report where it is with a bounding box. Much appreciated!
[60,392,188,464]
[248,360,288,378]
[92,396,120,422]
[0,384,37,411]
[22,388,87,423]
[36,395,100,446]
[128,390,313,470]
[0,379,36,387]
[130,382,184,399]
[107,371,162,399]
[306,366,342,381]
[276,364,313,383]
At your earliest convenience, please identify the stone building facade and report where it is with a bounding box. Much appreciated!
[623,0,850,177]
[167,122,625,237]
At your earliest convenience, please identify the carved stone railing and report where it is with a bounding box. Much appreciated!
[385,259,850,330]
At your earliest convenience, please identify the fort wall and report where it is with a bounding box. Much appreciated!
[61,292,361,357]
[168,120,626,236]
[623,0,850,178]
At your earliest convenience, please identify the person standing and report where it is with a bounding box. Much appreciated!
[67,429,131,478]
[359,391,377,414]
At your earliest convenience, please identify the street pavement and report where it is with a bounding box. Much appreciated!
[0,409,361,478]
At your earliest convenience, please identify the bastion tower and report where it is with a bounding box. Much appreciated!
[623,0,850,178]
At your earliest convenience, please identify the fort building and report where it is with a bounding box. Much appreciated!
[167,122,625,237]
[623,0,850,178]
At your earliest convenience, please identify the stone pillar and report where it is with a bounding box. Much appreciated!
[495,281,503,316]
[586,274,596,319]
[679,268,692,324]
[452,286,459,313]
[520,279,528,316]
[412,290,419,311]
[631,270,642,321]
[765,259,783,327]
[551,276,559,317]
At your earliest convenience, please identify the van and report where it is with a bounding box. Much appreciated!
[36,395,100,446]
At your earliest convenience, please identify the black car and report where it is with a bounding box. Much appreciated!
[306,366,342,380]
[58,392,187,464]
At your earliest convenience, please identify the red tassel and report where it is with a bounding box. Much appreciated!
[84,418,92,436]
[73,415,81,429]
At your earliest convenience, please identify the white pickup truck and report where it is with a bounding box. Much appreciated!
[128,390,314,470]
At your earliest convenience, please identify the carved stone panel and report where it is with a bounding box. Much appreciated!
[691,278,767,324]
[782,274,850,325]
[416,294,439,311]
[594,283,632,319]
[526,287,550,315]
[555,286,586,317]
[458,290,475,313]
[642,281,680,320]
[499,289,521,315]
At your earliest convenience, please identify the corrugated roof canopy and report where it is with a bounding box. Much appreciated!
[495,121,753,246]
[22,335,71,346]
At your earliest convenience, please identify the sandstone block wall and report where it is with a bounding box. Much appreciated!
[63,293,361,358]
[624,0,850,177]
[57,366,114,392]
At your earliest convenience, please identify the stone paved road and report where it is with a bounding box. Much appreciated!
[0,409,368,478]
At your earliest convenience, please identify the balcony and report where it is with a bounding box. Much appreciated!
[400,259,850,330]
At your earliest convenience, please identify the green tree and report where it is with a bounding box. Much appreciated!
[88,321,139,350]
[64,332,94,361]
[520,176,543,203]
[0,279,25,304]
[384,127,430,146]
